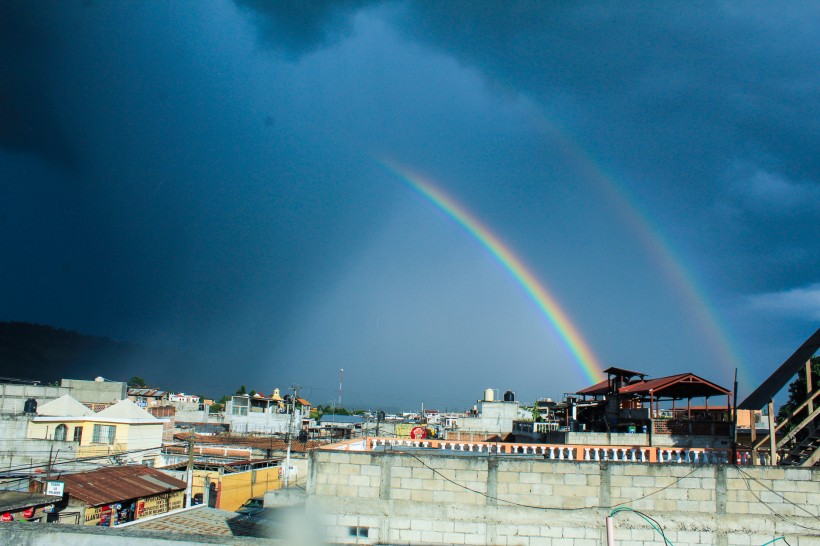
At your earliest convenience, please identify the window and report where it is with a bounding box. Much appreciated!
[73,426,83,443]
[92,424,116,444]
[348,526,369,538]
[142,458,155,467]
[54,424,67,442]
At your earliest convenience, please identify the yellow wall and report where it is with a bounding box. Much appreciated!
[27,419,163,463]
[186,466,281,512]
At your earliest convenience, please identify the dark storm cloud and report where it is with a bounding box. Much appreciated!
[234,2,820,291]
[382,2,820,295]
[234,0,379,57]
[0,2,79,168]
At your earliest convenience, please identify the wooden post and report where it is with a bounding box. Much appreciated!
[807,360,814,432]
[767,399,776,465]
[751,410,757,466]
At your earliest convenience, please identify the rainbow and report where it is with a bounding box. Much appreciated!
[532,123,744,386]
[381,161,604,384]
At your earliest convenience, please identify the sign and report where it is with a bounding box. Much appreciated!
[45,481,65,496]
[22,508,34,519]
[410,426,427,439]
[1,513,12,522]
[135,491,184,519]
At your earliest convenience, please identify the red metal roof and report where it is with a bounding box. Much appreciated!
[57,465,187,506]
[576,379,610,396]
[577,373,730,399]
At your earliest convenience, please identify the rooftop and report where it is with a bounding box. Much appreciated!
[54,465,187,506]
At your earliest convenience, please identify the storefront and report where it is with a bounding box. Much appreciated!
[0,491,57,524]
[36,465,187,527]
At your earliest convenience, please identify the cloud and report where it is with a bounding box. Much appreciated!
[747,284,820,320]
[0,2,80,169]
[234,0,379,57]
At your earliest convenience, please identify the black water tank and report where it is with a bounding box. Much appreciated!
[24,398,37,415]
[503,390,515,402]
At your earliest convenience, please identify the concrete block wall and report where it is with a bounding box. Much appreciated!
[307,449,820,546]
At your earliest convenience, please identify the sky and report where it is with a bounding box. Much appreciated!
[1,1,818,410]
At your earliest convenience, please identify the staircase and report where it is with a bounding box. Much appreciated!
[780,427,820,466]
[752,386,820,466]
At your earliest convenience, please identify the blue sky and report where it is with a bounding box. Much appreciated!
[1,1,818,409]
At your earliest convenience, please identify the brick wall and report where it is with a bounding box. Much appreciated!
[307,449,820,546]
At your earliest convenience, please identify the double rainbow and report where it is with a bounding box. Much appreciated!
[382,162,604,384]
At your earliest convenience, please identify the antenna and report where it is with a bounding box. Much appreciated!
[339,368,343,407]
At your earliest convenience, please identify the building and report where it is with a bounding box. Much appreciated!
[33,465,187,526]
[127,388,170,408]
[0,376,126,415]
[225,392,311,434]
[0,491,60,524]
[60,378,126,407]
[305,437,820,545]
[160,458,282,511]
[28,395,167,467]
[455,389,529,436]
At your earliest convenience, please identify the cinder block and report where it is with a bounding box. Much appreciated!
[335,485,358,497]
[442,532,467,544]
[432,519,455,532]
[686,488,713,502]
[361,465,381,477]
[391,466,412,478]
[348,453,371,465]
[348,475,370,486]
[391,488,410,500]
[563,474,588,486]
[399,529,421,542]
[421,530,443,542]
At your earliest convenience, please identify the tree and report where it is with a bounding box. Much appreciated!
[777,356,820,434]
[236,385,246,395]
[128,376,147,388]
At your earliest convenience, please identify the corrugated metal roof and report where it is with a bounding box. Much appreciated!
[173,433,323,453]
[58,465,187,506]
[577,373,731,399]
[128,389,168,397]
[576,379,610,396]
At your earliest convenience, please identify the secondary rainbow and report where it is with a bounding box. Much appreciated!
[382,161,604,384]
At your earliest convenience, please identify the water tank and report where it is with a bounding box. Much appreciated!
[503,390,515,402]
[23,398,37,415]
[483,388,495,402]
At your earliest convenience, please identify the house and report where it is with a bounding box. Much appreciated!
[33,465,187,526]
[127,388,170,408]
[28,396,167,467]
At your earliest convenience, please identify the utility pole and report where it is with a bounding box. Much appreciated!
[284,385,299,488]
[186,428,195,507]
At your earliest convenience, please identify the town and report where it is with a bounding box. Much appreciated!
[0,328,818,545]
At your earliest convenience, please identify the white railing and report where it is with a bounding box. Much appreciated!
[324,437,753,465]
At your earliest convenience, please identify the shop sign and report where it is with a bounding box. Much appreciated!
[135,491,184,519]
[410,426,427,439]
[45,481,65,496]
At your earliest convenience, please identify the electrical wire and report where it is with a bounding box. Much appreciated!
[733,467,820,519]
[734,467,820,533]
[759,537,791,546]
[387,447,708,514]
[609,507,674,545]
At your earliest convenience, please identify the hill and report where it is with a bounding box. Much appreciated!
[0,321,190,388]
